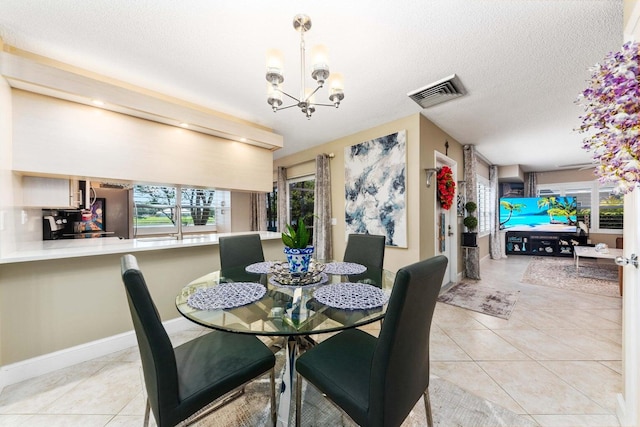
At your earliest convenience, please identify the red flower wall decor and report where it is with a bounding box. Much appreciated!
[437,166,456,210]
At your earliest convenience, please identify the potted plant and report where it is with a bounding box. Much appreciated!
[282,218,314,273]
[462,201,478,247]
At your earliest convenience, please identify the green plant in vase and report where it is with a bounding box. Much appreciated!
[282,219,314,273]
[282,219,310,249]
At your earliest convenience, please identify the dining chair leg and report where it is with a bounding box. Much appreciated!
[270,368,277,426]
[143,398,151,427]
[424,388,434,427]
[295,372,302,427]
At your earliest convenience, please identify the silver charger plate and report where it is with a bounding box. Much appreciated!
[268,260,328,287]
[269,272,329,288]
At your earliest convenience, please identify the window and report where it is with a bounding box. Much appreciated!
[476,176,492,236]
[265,175,316,234]
[133,185,222,236]
[288,176,315,239]
[537,181,623,233]
[598,187,624,230]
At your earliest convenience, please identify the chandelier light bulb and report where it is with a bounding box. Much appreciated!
[328,73,345,107]
[311,45,330,86]
[267,84,283,111]
[266,49,284,71]
[266,49,285,86]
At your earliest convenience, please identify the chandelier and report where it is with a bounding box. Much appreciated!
[266,14,345,119]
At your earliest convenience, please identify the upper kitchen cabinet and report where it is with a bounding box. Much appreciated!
[22,176,85,208]
[11,90,274,193]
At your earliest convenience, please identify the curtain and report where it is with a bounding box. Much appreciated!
[463,145,481,279]
[489,165,502,259]
[525,172,538,197]
[277,166,288,232]
[250,192,267,231]
[313,154,332,261]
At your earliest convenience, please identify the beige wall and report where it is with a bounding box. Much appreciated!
[230,191,252,232]
[536,168,599,185]
[275,113,464,274]
[624,0,639,33]
[0,64,11,363]
[0,239,284,365]
[418,115,464,262]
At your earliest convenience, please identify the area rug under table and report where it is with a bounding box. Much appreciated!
[521,256,620,297]
[437,283,520,320]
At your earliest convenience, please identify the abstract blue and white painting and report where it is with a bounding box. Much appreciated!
[344,130,407,247]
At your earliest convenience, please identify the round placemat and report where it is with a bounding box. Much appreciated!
[323,262,367,275]
[313,283,390,310]
[187,282,266,310]
[245,261,274,274]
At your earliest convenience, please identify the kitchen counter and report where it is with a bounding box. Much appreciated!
[0,231,282,264]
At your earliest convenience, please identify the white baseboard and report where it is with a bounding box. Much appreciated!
[0,317,193,392]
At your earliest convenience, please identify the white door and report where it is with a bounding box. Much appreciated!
[618,188,640,426]
[435,155,457,287]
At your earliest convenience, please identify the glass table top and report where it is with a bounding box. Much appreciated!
[175,260,396,336]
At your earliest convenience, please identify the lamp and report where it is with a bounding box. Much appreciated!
[425,168,438,188]
[266,14,345,119]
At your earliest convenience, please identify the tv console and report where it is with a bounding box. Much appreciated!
[505,231,587,257]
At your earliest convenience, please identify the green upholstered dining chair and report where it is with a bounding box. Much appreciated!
[343,233,386,284]
[295,255,448,427]
[219,234,265,270]
[343,233,385,268]
[120,254,276,427]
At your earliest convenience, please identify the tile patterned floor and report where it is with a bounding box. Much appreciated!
[0,256,622,426]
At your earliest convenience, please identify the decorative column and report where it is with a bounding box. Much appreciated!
[463,145,481,279]
[313,154,332,260]
[489,165,503,259]
[277,167,288,233]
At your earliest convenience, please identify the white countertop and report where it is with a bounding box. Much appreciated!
[0,232,282,264]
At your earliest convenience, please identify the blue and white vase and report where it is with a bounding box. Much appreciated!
[284,246,314,274]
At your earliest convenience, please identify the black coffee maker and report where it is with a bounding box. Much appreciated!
[43,215,67,240]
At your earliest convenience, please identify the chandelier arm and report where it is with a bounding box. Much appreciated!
[274,104,300,111]
[303,84,323,102]
[313,103,339,107]
[276,89,302,103]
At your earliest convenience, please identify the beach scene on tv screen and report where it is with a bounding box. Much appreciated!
[499,196,577,232]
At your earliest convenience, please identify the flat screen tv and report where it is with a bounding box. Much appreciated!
[499,196,577,232]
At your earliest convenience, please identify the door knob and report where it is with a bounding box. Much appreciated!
[615,254,638,268]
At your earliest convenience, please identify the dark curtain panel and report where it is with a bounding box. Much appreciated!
[525,172,538,197]
[250,192,267,231]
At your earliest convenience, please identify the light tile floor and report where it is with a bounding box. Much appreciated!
[0,256,622,426]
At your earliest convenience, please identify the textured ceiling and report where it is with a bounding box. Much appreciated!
[0,0,624,171]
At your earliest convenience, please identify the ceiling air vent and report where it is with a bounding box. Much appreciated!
[408,74,466,109]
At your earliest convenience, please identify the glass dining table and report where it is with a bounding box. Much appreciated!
[175,260,396,427]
